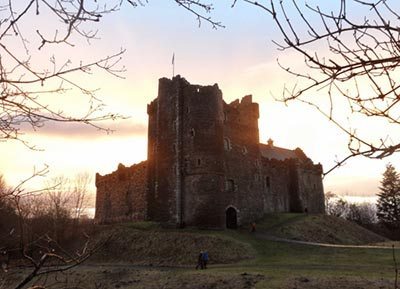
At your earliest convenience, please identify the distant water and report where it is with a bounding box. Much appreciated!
[342,195,378,204]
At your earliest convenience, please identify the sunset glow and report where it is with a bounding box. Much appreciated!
[2,0,400,200]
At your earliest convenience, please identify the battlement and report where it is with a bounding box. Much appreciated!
[157,75,221,99]
[228,94,254,107]
[147,99,157,115]
[95,161,147,186]
[94,161,147,223]
[225,95,259,124]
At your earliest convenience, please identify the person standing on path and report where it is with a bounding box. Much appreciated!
[202,251,209,269]
[196,251,203,269]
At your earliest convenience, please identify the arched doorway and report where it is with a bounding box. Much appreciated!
[226,207,237,229]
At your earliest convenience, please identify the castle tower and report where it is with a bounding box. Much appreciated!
[147,76,225,228]
[95,75,325,227]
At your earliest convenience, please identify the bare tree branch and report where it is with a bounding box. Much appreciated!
[243,0,400,174]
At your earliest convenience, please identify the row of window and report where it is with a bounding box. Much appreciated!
[225,176,271,192]
[224,177,318,191]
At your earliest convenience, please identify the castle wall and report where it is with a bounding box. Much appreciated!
[95,162,147,223]
[181,82,225,228]
[295,163,325,213]
[146,78,179,224]
[95,76,326,228]
[146,99,158,221]
[222,96,265,226]
[260,159,292,213]
[147,76,226,228]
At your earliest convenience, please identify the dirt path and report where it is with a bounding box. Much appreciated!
[254,231,397,249]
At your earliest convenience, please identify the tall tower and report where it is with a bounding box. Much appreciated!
[147,76,225,228]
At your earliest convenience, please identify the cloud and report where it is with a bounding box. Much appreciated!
[23,119,147,139]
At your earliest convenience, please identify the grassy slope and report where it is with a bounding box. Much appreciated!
[91,222,254,265]
[256,213,387,244]
[91,215,394,273]
[88,221,397,289]
[9,216,400,289]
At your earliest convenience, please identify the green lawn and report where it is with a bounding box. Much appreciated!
[7,217,399,289]
[178,220,399,288]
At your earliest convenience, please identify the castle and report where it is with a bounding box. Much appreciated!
[95,76,325,229]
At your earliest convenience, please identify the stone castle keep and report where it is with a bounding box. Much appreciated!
[95,76,325,228]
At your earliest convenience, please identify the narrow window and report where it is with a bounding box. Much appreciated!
[224,111,228,122]
[190,128,195,137]
[224,138,231,151]
[242,146,248,155]
[197,159,201,166]
[196,88,200,93]
[266,177,270,189]
[225,179,235,192]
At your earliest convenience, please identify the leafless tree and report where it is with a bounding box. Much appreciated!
[324,191,338,214]
[172,0,224,28]
[346,202,377,225]
[0,170,100,289]
[327,197,349,218]
[0,0,227,150]
[235,0,400,175]
[137,1,400,175]
[71,172,91,221]
[0,0,139,148]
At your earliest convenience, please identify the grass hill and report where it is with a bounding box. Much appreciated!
[7,214,399,289]
[256,213,388,245]
[90,214,387,267]
[91,222,254,265]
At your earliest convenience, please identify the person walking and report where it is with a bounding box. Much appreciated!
[196,251,203,269]
[202,251,209,269]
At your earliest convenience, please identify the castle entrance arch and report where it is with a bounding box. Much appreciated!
[226,207,237,229]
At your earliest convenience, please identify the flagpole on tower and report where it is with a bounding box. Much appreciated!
[172,52,175,78]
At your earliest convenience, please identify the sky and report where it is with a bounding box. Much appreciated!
[2,0,400,200]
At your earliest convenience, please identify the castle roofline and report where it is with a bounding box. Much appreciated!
[260,143,298,161]
[159,75,219,90]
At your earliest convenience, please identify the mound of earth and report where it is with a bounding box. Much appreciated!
[260,214,387,245]
[91,225,254,266]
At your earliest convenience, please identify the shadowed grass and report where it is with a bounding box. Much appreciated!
[5,215,400,289]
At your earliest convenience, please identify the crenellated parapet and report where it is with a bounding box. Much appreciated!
[94,161,147,224]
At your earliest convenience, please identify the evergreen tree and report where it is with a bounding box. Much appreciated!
[376,164,400,229]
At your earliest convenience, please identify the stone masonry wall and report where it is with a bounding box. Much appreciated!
[95,162,147,223]
[260,158,292,213]
[147,78,180,224]
[95,76,325,228]
[147,76,226,228]
[222,96,265,226]
[181,81,226,228]
[296,162,325,213]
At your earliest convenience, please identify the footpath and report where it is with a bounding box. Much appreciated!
[254,232,397,249]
